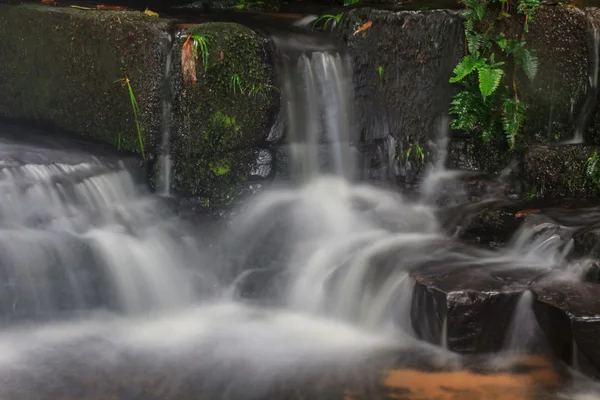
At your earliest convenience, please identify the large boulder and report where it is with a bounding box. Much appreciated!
[338,8,463,147]
[169,22,277,205]
[0,4,171,155]
[0,5,277,205]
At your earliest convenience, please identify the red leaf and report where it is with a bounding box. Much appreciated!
[353,21,372,37]
[515,209,541,219]
[181,35,197,87]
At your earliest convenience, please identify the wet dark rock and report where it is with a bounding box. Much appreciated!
[338,8,463,145]
[411,266,543,353]
[574,229,600,259]
[523,144,600,199]
[521,6,591,144]
[531,275,600,371]
[0,5,173,156]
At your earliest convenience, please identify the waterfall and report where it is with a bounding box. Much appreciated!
[156,33,174,197]
[278,49,358,181]
[0,126,202,320]
[570,13,600,143]
[503,290,542,354]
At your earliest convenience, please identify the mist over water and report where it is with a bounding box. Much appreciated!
[0,49,599,398]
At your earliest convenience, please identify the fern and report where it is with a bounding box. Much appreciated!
[502,96,525,150]
[466,32,484,54]
[450,55,483,83]
[449,90,481,131]
[449,0,539,150]
[478,67,504,99]
[521,48,539,82]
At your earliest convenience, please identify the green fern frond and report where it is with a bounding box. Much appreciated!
[478,67,504,99]
[502,96,525,150]
[449,55,483,83]
[522,48,538,82]
[466,32,483,54]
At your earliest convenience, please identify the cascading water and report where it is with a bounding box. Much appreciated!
[0,125,202,319]
[156,34,174,197]
[1,35,600,399]
[569,12,600,143]
[277,46,357,180]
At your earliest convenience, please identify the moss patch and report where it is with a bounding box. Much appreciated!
[170,22,276,204]
[0,5,174,156]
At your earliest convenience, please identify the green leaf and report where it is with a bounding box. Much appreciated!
[466,32,483,54]
[497,38,507,50]
[478,68,503,99]
[502,96,526,149]
[449,55,483,83]
[522,48,539,82]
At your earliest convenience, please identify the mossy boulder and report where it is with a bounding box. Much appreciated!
[169,22,277,205]
[0,4,172,156]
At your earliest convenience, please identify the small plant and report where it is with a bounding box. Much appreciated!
[449,0,540,151]
[377,65,384,81]
[182,33,210,87]
[229,73,244,94]
[344,0,359,5]
[247,83,280,104]
[116,132,122,151]
[585,150,600,188]
[114,77,146,160]
[313,13,343,31]
[405,143,425,165]
[228,74,279,103]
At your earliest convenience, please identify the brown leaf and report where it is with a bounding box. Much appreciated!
[514,209,541,219]
[181,34,197,87]
[353,21,372,36]
[42,0,57,6]
[218,50,224,62]
[96,4,128,10]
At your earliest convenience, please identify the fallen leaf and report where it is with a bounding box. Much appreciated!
[353,21,372,36]
[144,7,159,17]
[218,50,224,62]
[96,4,128,11]
[181,35,197,87]
[42,0,56,6]
[515,209,541,219]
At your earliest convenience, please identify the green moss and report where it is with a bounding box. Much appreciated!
[209,160,231,176]
[170,21,275,203]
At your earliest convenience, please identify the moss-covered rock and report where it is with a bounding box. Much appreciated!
[0,4,173,156]
[523,144,600,198]
[169,22,277,205]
